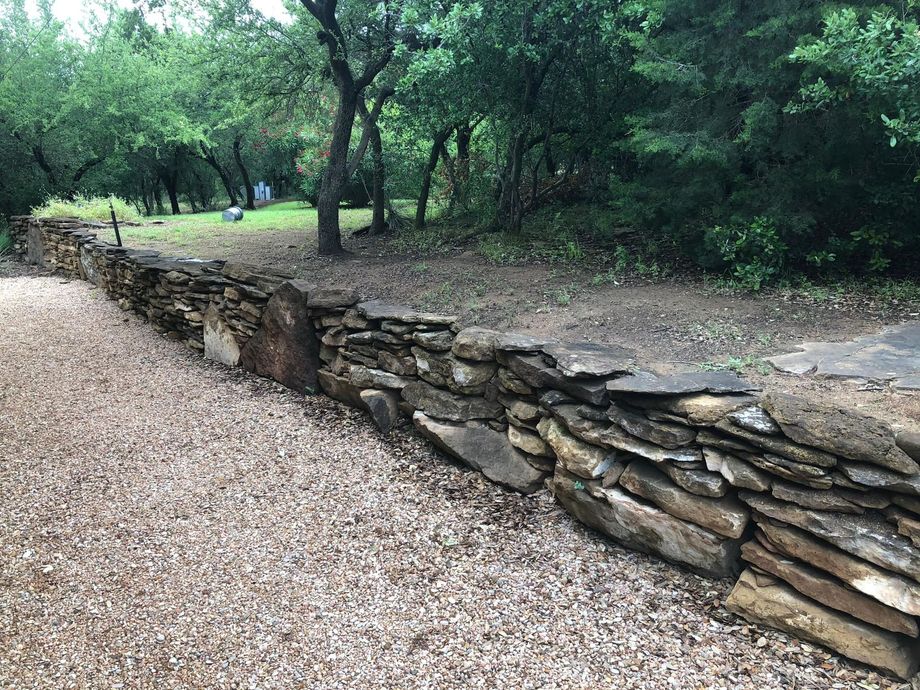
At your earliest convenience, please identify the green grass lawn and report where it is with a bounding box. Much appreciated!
[98,201,374,245]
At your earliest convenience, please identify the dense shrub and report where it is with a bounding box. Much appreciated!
[31,195,140,222]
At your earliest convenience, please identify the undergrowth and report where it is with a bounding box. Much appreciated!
[32,194,140,222]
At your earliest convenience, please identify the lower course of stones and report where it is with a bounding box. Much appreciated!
[10,215,920,680]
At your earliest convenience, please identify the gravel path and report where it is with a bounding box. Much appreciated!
[0,275,910,690]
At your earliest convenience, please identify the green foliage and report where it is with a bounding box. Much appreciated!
[1,0,919,282]
[32,194,140,222]
[703,217,787,291]
[0,227,11,255]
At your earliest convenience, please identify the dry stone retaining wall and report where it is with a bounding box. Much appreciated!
[9,215,920,680]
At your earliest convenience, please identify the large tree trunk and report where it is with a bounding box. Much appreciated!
[316,86,358,255]
[416,128,451,229]
[233,135,256,210]
[497,131,526,234]
[164,173,181,215]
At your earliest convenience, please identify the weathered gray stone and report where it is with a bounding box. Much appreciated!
[619,461,749,539]
[498,395,541,423]
[497,367,533,395]
[450,357,497,395]
[79,244,101,286]
[658,463,729,498]
[305,286,358,308]
[349,365,414,390]
[342,308,371,330]
[739,451,835,488]
[634,393,759,425]
[501,352,611,405]
[542,341,634,378]
[537,417,613,479]
[727,406,781,435]
[452,326,502,361]
[607,402,696,448]
[412,346,452,387]
[836,460,920,497]
[202,305,241,366]
[741,492,920,582]
[606,370,759,395]
[895,430,920,463]
[401,381,503,422]
[714,418,837,468]
[495,332,558,352]
[380,320,415,335]
[763,393,919,475]
[893,494,920,516]
[239,280,320,394]
[757,519,920,616]
[377,350,417,376]
[771,479,864,514]
[507,424,554,457]
[549,468,742,578]
[317,369,365,408]
[411,328,454,351]
[412,412,548,493]
[357,300,456,325]
[551,404,703,465]
[725,569,920,680]
[741,541,918,637]
[359,388,401,433]
[26,223,45,266]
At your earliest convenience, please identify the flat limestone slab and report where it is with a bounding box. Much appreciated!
[767,322,920,391]
[549,468,742,578]
[726,569,920,679]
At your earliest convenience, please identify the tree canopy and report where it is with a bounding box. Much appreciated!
[1,0,918,280]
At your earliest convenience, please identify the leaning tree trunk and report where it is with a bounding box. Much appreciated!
[202,145,239,207]
[369,122,386,234]
[316,87,359,255]
[416,128,451,229]
[233,136,256,210]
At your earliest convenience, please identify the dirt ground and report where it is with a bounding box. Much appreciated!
[108,224,920,427]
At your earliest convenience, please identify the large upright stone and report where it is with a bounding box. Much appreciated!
[549,468,742,578]
[239,280,320,393]
[412,412,548,493]
[25,223,45,266]
[203,305,241,366]
[762,393,920,475]
[726,569,920,680]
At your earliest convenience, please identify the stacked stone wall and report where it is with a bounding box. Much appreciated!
[9,216,920,679]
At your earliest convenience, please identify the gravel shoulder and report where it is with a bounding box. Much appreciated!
[0,275,911,689]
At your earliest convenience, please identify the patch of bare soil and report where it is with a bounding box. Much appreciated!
[119,226,920,426]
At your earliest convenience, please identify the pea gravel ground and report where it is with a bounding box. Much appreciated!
[0,274,913,690]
